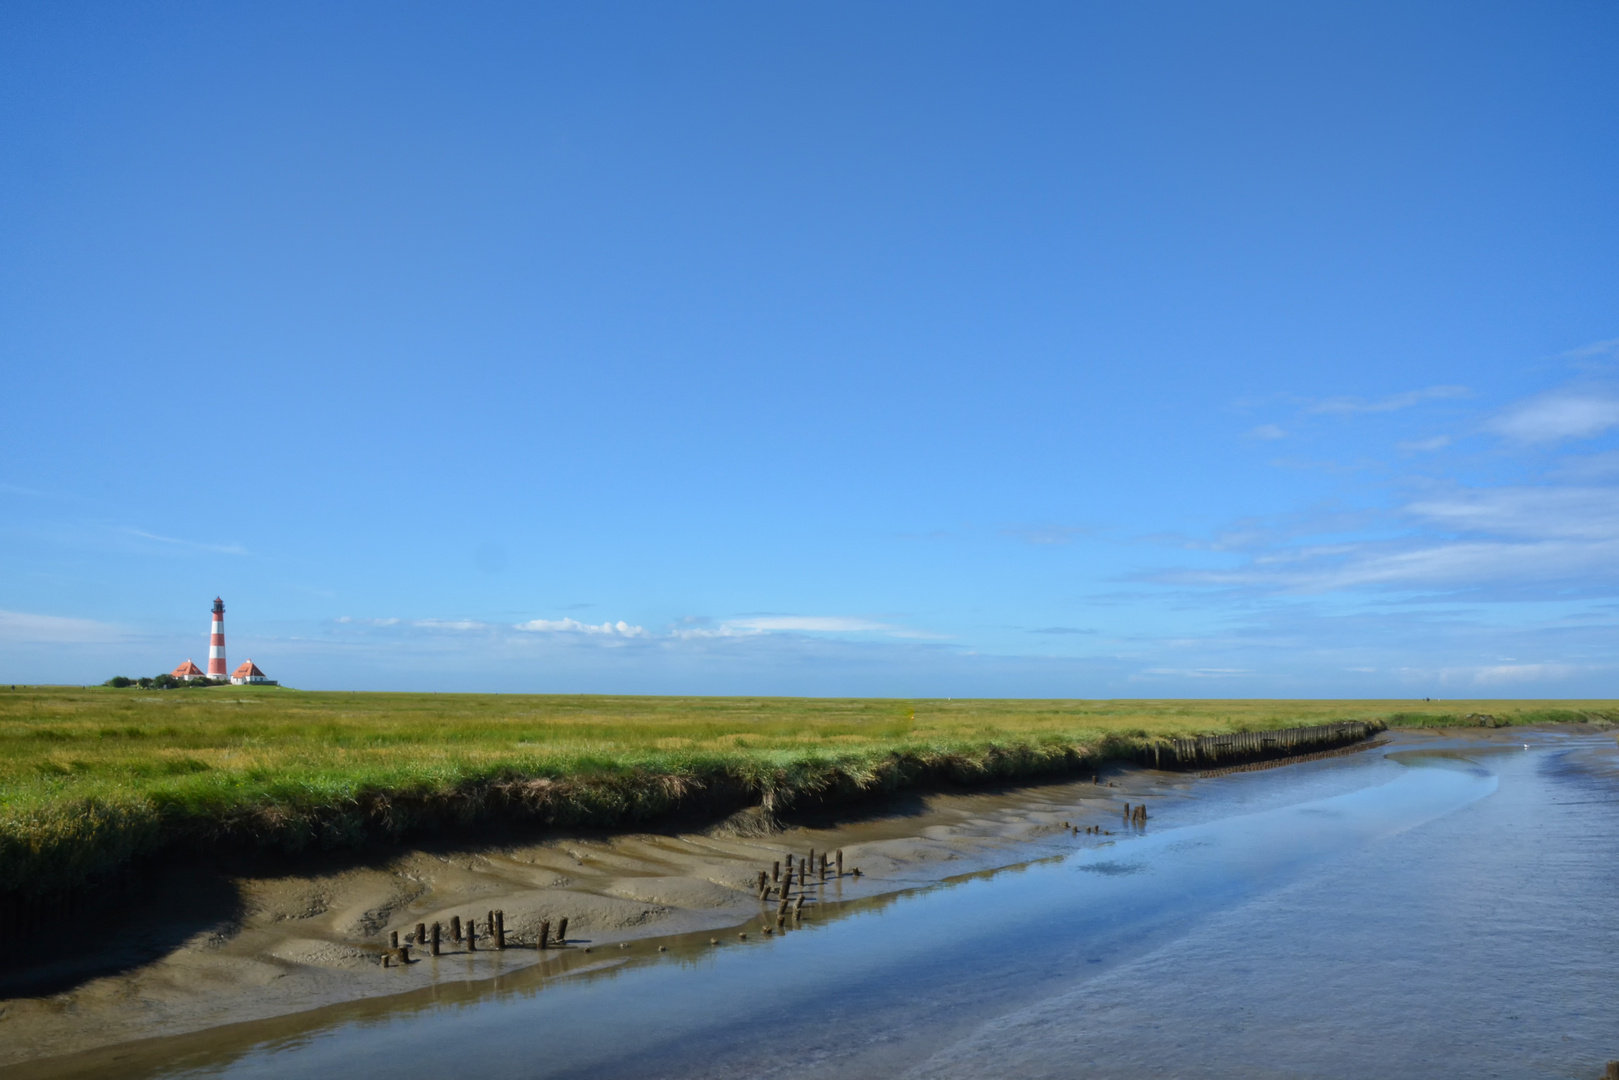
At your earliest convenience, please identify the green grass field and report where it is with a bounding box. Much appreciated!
[2,685,1614,900]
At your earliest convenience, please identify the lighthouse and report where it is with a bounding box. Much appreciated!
[207,597,227,681]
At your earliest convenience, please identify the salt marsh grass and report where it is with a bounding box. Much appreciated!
[2,686,1612,900]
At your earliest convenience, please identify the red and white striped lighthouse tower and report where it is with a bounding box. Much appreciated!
[207,597,227,681]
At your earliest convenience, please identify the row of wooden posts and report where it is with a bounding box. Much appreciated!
[752,847,856,931]
[381,909,568,966]
[1055,800,1145,838]
[381,848,859,965]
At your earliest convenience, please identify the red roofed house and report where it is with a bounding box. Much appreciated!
[171,659,207,681]
[230,660,275,685]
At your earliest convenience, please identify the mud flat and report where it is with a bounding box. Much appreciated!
[1,723,1612,1078]
[0,759,1180,1069]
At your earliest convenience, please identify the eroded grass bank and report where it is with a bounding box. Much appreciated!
[2,687,1614,901]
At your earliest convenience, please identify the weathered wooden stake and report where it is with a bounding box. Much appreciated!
[538,920,550,949]
[495,909,506,950]
[382,952,392,968]
[836,849,844,876]
[467,921,477,951]
[772,860,781,882]
[390,930,400,949]
[556,916,568,944]
[451,915,462,943]
[487,910,495,939]
[431,921,441,956]
[794,895,805,917]
[819,853,827,880]
[415,922,427,946]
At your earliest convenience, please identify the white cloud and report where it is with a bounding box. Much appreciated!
[515,618,649,637]
[1489,391,1619,443]
[1245,424,1288,440]
[1310,385,1469,416]
[0,610,125,644]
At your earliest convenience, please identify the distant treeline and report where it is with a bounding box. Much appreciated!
[104,674,222,689]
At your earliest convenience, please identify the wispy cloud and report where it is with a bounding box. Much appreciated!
[1000,525,1090,545]
[1309,385,1469,416]
[1399,662,1580,687]
[1146,476,1619,598]
[1245,424,1288,441]
[1131,667,1251,679]
[119,528,249,556]
[0,610,125,644]
[724,615,893,632]
[1407,486,1619,540]
[1488,389,1619,443]
[1398,435,1452,452]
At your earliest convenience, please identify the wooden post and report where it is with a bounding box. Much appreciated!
[807,849,814,877]
[794,895,805,917]
[538,920,550,950]
[382,951,392,968]
[819,853,827,880]
[772,860,780,882]
[556,916,568,944]
[415,922,427,947]
[836,849,843,876]
[487,910,495,940]
[495,910,506,950]
[390,930,400,949]
[431,921,441,956]
[451,915,462,943]
[467,921,477,951]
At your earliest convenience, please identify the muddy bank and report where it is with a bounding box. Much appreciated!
[0,724,1593,1072]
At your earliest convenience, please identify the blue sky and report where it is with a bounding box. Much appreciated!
[3,2,1617,697]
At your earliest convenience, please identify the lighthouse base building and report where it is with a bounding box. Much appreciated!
[230,661,275,685]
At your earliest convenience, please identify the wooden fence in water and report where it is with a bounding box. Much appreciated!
[1140,720,1387,771]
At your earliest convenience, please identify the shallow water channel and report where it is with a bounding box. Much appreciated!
[15,731,1619,1079]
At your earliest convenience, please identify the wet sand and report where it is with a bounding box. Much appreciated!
[1,724,1603,1073]
[0,763,1180,1069]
